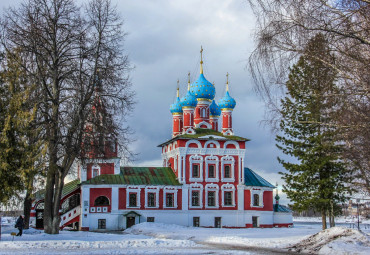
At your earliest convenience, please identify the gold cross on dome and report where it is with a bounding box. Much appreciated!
[226,72,229,91]
[200,46,204,74]
[200,46,203,62]
[187,72,191,90]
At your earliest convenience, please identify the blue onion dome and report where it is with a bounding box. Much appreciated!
[170,91,183,114]
[218,91,236,110]
[180,81,197,108]
[189,73,215,100]
[209,100,221,116]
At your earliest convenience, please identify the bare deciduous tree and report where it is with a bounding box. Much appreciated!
[247,0,370,194]
[1,0,134,234]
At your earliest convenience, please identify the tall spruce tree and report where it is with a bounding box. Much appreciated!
[0,53,24,203]
[0,50,45,229]
[0,50,45,207]
[276,34,353,230]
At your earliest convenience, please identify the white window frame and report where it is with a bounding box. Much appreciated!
[221,156,235,182]
[189,183,203,209]
[90,207,95,213]
[102,207,108,212]
[205,184,219,208]
[126,186,141,208]
[91,164,101,178]
[221,184,235,207]
[251,189,264,208]
[191,190,201,207]
[145,187,159,209]
[189,155,203,182]
[205,156,219,182]
[163,187,178,209]
[192,164,200,178]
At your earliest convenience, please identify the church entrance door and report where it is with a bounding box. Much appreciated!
[36,210,44,229]
[126,216,135,228]
[252,216,259,228]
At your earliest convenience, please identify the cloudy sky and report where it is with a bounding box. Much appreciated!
[0,0,289,203]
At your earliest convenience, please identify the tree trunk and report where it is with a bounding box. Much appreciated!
[23,170,36,230]
[23,190,32,229]
[321,209,327,230]
[52,172,64,234]
[43,162,56,234]
[328,209,332,228]
[44,80,62,234]
[330,201,335,227]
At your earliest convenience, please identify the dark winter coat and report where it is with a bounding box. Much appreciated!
[15,216,24,229]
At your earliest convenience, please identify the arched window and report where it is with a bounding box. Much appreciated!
[36,202,44,210]
[94,196,110,206]
[253,194,260,206]
[92,166,100,178]
[92,168,99,177]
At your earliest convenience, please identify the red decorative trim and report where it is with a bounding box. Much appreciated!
[80,227,89,231]
[60,216,79,230]
[259,224,273,228]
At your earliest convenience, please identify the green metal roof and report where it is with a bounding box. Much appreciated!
[244,168,275,188]
[35,179,80,200]
[81,167,181,186]
[158,128,249,147]
[274,204,292,213]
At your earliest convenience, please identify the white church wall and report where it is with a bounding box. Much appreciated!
[243,211,274,226]
[273,212,293,224]
[84,209,276,230]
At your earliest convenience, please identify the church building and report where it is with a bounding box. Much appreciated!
[30,48,293,231]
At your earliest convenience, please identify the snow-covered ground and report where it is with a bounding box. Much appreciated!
[0,217,369,254]
[294,216,370,224]
[125,221,370,254]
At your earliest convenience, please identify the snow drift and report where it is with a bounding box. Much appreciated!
[288,227,370,254]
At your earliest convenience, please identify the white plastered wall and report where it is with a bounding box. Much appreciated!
[273,212,293,224]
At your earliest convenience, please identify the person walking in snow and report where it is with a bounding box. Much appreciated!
[15,215,24,236]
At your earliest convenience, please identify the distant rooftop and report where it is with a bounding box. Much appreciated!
[35,179,80,200]
[274,204,292,213]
